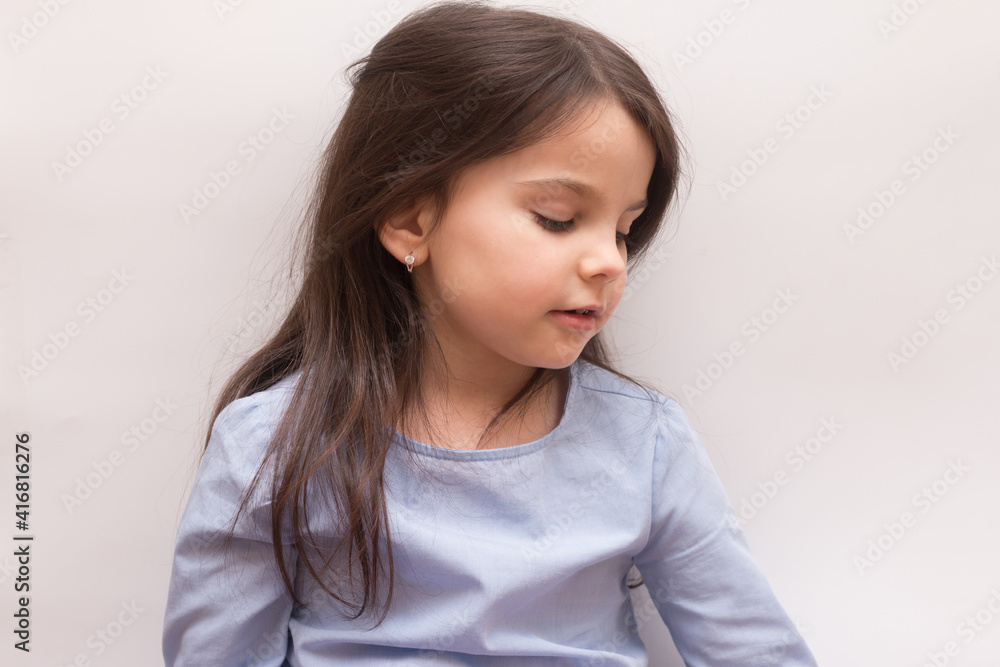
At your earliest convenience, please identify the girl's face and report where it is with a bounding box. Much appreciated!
[413,99,656,374]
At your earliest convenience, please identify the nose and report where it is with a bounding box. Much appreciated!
[579,228,627,283]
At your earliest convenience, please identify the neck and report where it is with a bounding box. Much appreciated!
[406,356,569,450]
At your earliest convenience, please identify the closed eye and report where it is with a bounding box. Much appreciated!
[533,213,631,245]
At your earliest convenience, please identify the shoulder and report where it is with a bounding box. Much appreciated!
[572,358,676,419]
[217,370,301,426]
[572,359,700,449]
[206,370,303,475]
[573,358,665,403]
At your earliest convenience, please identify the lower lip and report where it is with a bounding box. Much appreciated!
[550,310,596,331]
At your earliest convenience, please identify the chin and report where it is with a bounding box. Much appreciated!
[541,346,585,369]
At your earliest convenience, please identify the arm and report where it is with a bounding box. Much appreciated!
[163,397,296,667]
[632,399,818,667]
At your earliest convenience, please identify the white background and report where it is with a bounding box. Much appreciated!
[2,0,998,665]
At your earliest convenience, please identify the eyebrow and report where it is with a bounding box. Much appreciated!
[516,177,647,212]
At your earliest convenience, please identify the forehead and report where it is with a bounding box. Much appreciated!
[444,100,656,208]
[496,102,655,199]
[522,100,651,158]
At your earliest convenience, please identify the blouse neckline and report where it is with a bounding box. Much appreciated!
[390,361,581,461]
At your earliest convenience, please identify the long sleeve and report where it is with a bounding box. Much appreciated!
[163,396,296,667]
[632,399,818,666]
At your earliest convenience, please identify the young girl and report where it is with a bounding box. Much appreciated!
[163,2,818,665]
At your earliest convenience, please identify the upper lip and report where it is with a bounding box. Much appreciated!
[561,305,604,315]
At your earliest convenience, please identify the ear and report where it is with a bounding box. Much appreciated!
[374,195,437,270]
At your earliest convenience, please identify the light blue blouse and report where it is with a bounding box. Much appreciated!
[162,358,817,666]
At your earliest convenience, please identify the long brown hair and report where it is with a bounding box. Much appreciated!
[208,0,687,630]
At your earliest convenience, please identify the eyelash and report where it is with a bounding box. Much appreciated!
[533,214,631,245]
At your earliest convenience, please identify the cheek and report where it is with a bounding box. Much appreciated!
[606,273,627,312]
[492,236,561,287]
[485,269,552,314]
[509,255,565,304]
